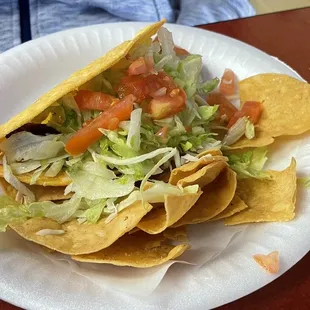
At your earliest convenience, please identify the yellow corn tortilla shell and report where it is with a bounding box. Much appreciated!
[229,129,274,150]
[225,158,296,225]
[0,165,71,186]
[169,151,226,185]
[137,191,202,234]
[196,149,223,158]
[128,227,140,234]
[177,160,227,188]
[0,178,71,201]
[129,226,188,242]
[10,200,153,255]
[0,20,166,139]
[173,164,237,227]
[208,195,248,222]
[71,231,189,268]
[163,226,188,242]
[239,73,310,138]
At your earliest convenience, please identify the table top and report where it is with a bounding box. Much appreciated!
[199,7,310,83]
[1,7,310,310]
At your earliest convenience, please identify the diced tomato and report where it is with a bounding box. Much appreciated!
[253,251,279,274]
[227,101,262,128]
[116,72,177,103]
[128,57,148,76]
[150,87,167,98]
[116,75,149,102]
[184,126,192,133]
[174,46,189,56]
[156,126,168,139]
[241,101,262,124]
[158,71,177,91]
[75,90,119,111]
[150,88,186,120]
[65,95,134,155]
[207,92,238,122]
[219,68,236,96]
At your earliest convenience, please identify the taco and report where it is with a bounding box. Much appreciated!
[0,19,227,257]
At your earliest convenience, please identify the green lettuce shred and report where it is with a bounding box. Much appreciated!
[227,148,273,180]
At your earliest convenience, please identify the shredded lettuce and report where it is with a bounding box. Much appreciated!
[227,148,272,180]
[195,94,208,106]
[155,55,173,71]
[36,229,65,236]
[117,161,160,180]
[140,148,177,195]
[68,169,135,200]
[157,27,176,58]
[198,105,218,121]
[44,160,65,177]
[81,161,116,179]
[169,116,187,137]
[62,104,80,132]
[0,194,83,231]
[197,77,220,95]
[96,147,175,166]
[10,161,41,175]
[0,196,29,231]
[99,131,138,158]
[142,181,199,203]
[28,195,81,223]
[245,120,255,140]
[117,181,199,212]
[0,132,64,163]
[81,110,92,122]
[2,156,35,203]
[30,164,49,185]
[66,155,85,167]
[223,117,247,146]
[177,55,202,98]
[61,94,81,128]
[126,108,142,151]
[78,201,106,224]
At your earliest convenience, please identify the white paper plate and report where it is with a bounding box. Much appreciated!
[0,22,309,310]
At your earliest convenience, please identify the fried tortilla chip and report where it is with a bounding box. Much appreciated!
[128,227,140,234]
[130,226,188,242]
[10,201,153,255]
[177,160,227,188]
[0,178,71,201]
[169,152,226,185]
[208,195,248,222]
[0,165,71,186]
[0,20,166,138]
[71,231,189,268]
[137,191,202,234]
[173,163,237,227]
[225,158,296,225]
[229,129,274,150]
[196,149,223,158]
[239,74,310,137]
[163,226,188,242]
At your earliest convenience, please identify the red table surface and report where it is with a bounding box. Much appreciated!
[1,7,310,310]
